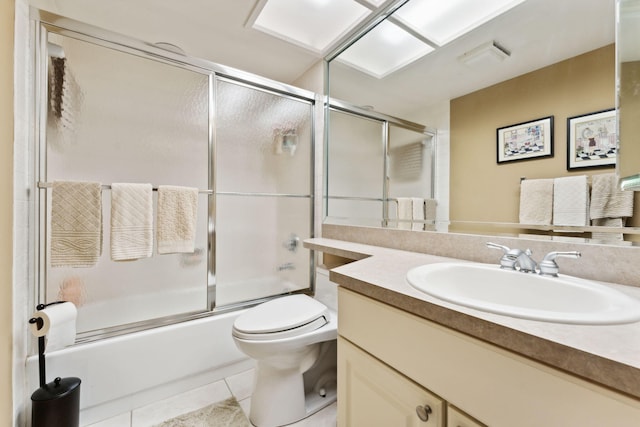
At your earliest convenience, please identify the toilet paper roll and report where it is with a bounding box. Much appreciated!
[29,302,77,352]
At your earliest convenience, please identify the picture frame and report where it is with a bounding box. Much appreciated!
[497,116,554,164]
[566,109,616,170]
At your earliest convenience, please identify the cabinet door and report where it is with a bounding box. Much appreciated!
[447,405,487,427]
[338,337,445,427]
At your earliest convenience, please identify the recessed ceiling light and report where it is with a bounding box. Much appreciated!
[250,0,372,54]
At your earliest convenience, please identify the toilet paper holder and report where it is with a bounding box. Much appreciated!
[29,301,68,387]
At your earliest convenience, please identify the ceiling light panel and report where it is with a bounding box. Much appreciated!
[394,0,526,46]
[337,19,434,78]
[252,0,372,54]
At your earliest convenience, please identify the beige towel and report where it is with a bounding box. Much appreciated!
[51,181,102,267]
[157,185,199,254]
[424,198,437,231]
[519,179,554,225]
[589,173,634,220]
[553,176,590,226]
[411,197,424,231]
[111,183,153,261]
[396,198,412,230]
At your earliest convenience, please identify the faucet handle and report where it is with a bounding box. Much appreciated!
[539,251,581,277]
[486,242,510,252]
[486,242,518,269]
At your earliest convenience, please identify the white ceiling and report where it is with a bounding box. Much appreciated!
[330,0,616,117]
[29,0,616,117]
[29,0,325,84]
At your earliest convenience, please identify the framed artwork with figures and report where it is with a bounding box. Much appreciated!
[567,109,616,170]
[497,116,554,163]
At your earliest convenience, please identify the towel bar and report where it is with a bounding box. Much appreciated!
[37,181,213,194]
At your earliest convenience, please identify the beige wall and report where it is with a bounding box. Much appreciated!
[0,0,14,423]
[450,45,621,224]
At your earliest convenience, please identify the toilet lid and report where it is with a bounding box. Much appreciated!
[233,294,330,337]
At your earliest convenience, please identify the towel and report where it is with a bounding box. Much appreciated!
[553,176,590,226]
[396,198,412,230]
[411,197,424,231]
[51,181,102,267]
[110,183,153,261]
[424,198,437,231]
[157,185,199,254]
[591,217,626,241]
[589,173,634,220]
[519,179,554,225]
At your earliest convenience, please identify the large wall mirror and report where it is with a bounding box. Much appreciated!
[618,0,640,190]
[326,0,640,244]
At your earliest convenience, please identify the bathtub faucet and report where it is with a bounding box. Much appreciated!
[278,262,295,271]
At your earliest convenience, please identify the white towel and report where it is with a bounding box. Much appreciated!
[411,197,424,231]
[157,185,199,254]
[519,179,554,225]
[424,199,437,231]
[110,183,153,261]
[396,198,412,230]
[590,173,634,220]
[553,176,590,226]
[51,181,103,267]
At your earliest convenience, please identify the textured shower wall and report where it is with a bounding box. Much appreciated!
[45,35,210,332]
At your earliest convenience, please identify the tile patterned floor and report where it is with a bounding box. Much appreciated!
[85,368,337,427]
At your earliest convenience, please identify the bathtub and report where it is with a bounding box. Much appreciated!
[26,308,253,426]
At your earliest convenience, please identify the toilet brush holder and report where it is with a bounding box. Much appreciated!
[29,302,81,427]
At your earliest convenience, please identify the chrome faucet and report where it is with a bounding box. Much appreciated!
[487,242,581,276]
[487,242,536,273]
[509,248,537,273]
[486,242,528,271]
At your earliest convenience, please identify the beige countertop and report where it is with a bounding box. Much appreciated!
[304,237,640,400]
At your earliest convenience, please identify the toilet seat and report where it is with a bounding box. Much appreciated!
[232,294,330,341]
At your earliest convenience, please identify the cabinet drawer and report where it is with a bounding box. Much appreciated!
[338,337,445,427]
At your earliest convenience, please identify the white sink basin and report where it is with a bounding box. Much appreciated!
[406,262,640,325]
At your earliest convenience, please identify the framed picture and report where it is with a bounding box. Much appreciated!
[497,116,554,163]
[567,109,616,170]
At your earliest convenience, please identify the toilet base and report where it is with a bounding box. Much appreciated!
[249,372,337,427]
[248,341,337,427]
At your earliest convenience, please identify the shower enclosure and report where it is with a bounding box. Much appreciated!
[34,10,316,341]
[325,100,436,228]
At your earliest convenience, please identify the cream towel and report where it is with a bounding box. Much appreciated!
[51,181,102,267]
[396,198,412,230]
[111,183,153,261]
[411,197,424,231]
[519,179,554,225]
[589,173,634,220]
[553,176,590,226]
[157,185,199,254]
[424,198,437,231]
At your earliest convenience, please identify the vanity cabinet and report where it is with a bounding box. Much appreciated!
[337,287,640,427]
[339,336,445,426]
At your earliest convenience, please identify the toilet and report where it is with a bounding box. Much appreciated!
[232,294,338,427]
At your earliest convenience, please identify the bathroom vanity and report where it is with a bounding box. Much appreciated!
[305,238,640,426]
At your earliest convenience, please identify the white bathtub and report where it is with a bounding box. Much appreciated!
[26,308,253,426]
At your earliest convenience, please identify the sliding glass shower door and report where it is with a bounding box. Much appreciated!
[214,78,314,307]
